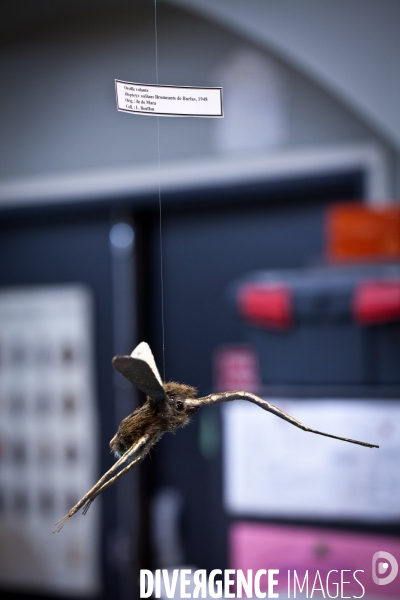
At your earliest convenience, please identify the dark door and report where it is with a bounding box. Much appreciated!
[0,209,135,600]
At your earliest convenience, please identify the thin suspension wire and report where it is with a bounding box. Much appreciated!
[154,0,166,381]
[154,0,159,85]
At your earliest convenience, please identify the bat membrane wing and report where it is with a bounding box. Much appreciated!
[113,342,166,402]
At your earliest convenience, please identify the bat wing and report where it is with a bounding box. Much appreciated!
[112,342,167,403]
[185,391,379,448]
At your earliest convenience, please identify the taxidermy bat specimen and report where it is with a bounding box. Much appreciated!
[54,342,378,531]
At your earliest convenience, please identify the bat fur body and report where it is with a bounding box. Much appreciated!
[110,381,198,457]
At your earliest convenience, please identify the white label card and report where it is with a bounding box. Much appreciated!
[115,80,223,117]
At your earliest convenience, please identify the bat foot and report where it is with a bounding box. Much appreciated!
[53,514,70,533]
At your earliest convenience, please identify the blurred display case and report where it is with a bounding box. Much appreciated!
[233,263,400,385]
[220,205,400,599]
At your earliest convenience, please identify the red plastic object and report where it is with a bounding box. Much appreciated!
[353,279,400,324]
[237,284,293,330]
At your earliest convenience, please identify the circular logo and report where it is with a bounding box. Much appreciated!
[372,551,398,586]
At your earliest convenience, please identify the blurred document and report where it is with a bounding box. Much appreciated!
[0,285,100,596]
[224,398,400,521]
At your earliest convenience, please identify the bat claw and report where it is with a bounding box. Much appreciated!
[82,499,93,515]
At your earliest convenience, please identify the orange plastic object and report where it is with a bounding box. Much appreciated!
[326,204,400,263]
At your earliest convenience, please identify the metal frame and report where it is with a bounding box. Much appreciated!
[0,142,391,210]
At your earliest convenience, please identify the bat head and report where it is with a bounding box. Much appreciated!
[162,381,199,419]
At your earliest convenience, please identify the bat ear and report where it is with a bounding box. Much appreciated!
[112,342,167,403]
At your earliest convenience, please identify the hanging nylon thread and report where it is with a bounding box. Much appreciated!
[154,0,166,381]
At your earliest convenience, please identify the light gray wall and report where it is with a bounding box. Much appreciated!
[0,1,395,192]
[165,0,400,152]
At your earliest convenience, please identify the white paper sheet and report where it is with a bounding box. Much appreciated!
[223,398,400,522]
